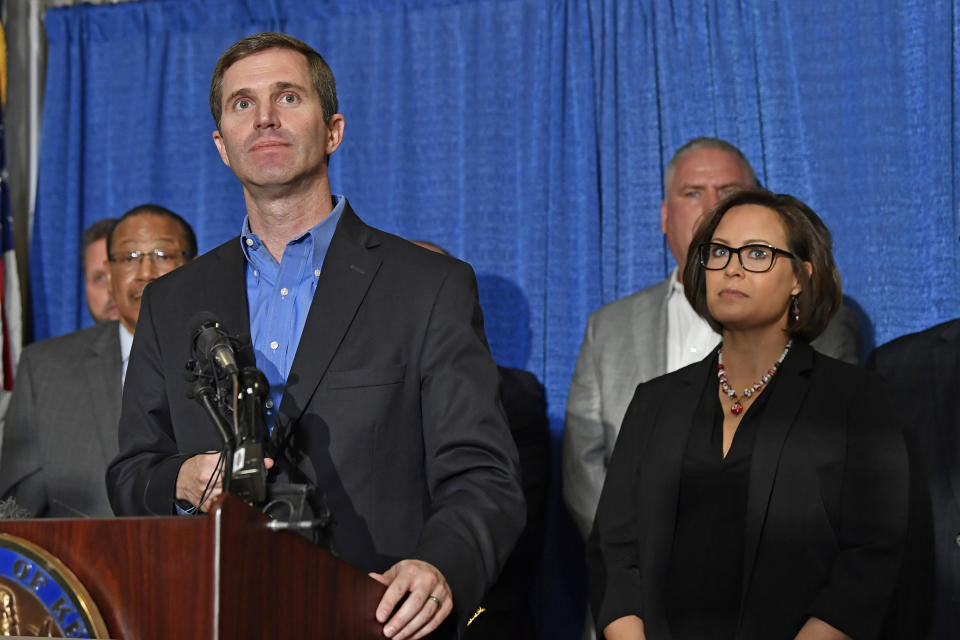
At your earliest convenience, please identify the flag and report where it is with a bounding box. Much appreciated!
[0,17,22,390]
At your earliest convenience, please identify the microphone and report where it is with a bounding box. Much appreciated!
[184,313,237,504]
[229,366,269,503]
[190,312,239,376]
[183,321,331,541]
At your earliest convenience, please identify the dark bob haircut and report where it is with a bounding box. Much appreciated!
[682,188,842,342]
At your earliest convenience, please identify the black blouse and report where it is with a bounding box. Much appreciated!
[663,356,779,640]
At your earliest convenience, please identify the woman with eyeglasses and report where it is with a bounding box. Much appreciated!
[590,189,909,640]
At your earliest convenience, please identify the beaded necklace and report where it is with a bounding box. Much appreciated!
[717,339,793,415]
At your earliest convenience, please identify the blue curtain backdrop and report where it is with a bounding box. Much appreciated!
[32,0,960,637]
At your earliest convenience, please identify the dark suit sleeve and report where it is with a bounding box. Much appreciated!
[414,262,526,628]
[806,371,910,638]
[591,384,647,632]
[0,348,47,515]
[106,286,190,515]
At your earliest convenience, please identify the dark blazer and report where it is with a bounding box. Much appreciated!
[0,320,121,517]
[592,341,909,640]
[105,204,525,632]
[868,319,960,639]
[466,367,550,640]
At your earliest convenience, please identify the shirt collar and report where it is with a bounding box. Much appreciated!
[240,194,346,272]
[668,266,684,296]
[118,321,134,363]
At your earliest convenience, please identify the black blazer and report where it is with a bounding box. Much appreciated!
[591,341,909,640]
[868,319,960,639]
[106,203,525,632]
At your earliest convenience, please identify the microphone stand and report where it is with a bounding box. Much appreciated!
[185,338,334,550]
[186,364,236,496]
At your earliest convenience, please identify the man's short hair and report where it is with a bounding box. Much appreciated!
[106,204,198,259]
[682,188,842,342]
[209,32,338,130]
[663,137,759,196]
[81,218,118,268]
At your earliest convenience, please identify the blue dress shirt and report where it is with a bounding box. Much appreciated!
[241,196,345,434]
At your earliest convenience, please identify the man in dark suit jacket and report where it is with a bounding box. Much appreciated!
[868,319,957,639]
[106,33,523,640]
[0,205,195,517]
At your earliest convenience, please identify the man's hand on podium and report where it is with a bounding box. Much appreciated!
[369,558,452,640]
[175,452,274,512]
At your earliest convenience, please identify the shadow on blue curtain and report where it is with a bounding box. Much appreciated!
[477,273,532,369]
[33,0,960,638]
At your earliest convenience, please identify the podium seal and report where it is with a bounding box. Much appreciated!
[0,534,109,637]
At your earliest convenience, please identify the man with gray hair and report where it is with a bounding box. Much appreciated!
[562,137,860,540]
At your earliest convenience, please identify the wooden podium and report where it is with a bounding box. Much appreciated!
[0,494,386,639]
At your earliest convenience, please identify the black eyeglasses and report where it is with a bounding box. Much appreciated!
[698,242,795,273]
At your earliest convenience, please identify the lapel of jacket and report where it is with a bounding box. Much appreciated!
[277,203,382,427]
[86,321,123,463]
[739,340,813,608]
[643,355,712,590]
[633,277,671,378]
[204,239,254,363]
[932,321,960,513]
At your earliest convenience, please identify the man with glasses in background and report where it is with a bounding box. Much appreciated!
[0,204,195,517]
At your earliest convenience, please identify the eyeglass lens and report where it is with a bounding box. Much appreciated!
[700,243,776,272]
[115,249,183,269]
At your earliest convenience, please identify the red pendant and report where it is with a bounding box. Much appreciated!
[730,401,744,415]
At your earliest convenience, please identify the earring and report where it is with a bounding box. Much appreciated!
[791,295,800,322]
